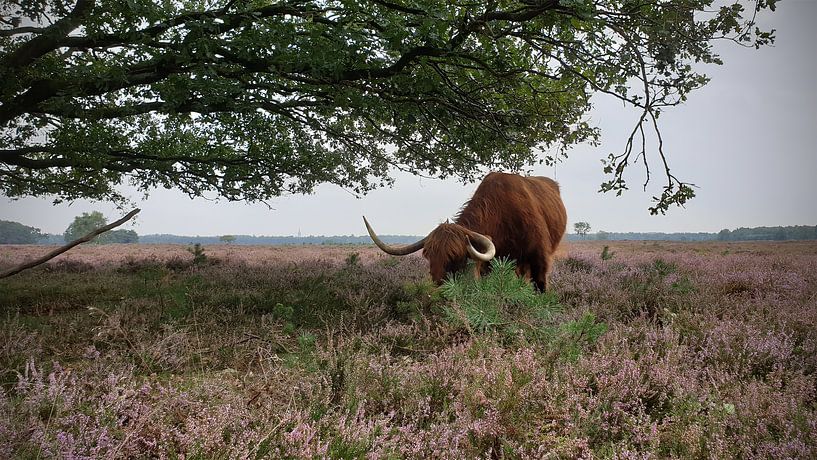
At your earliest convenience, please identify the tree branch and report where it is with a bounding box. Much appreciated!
[0,26,47,36]
[1,0,96,69]
[0,208,140,279]
[59,3,328,50]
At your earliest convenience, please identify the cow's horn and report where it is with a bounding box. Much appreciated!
[466,231,496,262]
[363,216,426,256]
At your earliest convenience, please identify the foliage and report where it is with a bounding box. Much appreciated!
[574,221,592,237]
[62,211,138,243]
[574,225,817,242]
[440,258,561,336]
[63,211,107,243]
[105,229,138,243]
[718,225,817,241]
[187,243,207,265]
[552,312,608,362]
[601,245,615,260]
[0,220,44,244]
[0,0,777,212]
[219,235,236,244]
[344,252,360,267]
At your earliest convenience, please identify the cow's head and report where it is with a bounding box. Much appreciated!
[363,217,496,284]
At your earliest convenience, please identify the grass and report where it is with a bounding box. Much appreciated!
[0,241,815,458]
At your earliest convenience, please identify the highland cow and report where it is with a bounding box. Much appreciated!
[364,172,567,291]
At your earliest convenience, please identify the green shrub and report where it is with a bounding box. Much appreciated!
[379,256,401,268]
[440,258,561,337]
[562,256,595,273]
[553,312,608,362]
[651,258,677,277]
[297,331,317,351]
[344,252,360,267]
[187,243,207,265]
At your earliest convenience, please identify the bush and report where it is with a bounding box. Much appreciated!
[562,256,596,273]
[344,252,360,267]
[187,243,207,265]
[552,312,608,362]
[440,258,561,337]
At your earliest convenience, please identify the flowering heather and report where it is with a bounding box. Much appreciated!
[0,241,815,458]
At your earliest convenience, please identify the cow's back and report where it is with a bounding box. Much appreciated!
[524,176,567,251]
[456,172,567,257]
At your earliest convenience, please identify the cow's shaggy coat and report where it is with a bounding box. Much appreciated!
[366,172,567,291]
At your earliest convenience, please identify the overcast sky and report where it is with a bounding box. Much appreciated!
[2,1,815,237]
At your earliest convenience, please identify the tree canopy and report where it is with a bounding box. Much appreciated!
[0,0,776,213]
[574,221,591,237]
[64,211,107,242]
[0,220,45,244]
[64,211,138,243]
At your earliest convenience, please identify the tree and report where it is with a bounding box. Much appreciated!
[574,221,592,238]
[0,220,45,244]
[63,211,137,243]
[64,211,108,243]
[2,208,139,279]
[219,235,236,244]
[106,229,139,243]
[0,1,776,213]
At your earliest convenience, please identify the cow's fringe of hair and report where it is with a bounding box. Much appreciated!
[422,224,469,263]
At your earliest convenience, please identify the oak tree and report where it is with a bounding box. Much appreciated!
[0,0,776,213]
[63,210,138,243]
[574,221,591,238]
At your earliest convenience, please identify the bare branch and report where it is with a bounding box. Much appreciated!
[0,208,141,279]
[0,26,46,36]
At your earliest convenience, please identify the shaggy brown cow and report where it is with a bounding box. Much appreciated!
[364,172,567,291]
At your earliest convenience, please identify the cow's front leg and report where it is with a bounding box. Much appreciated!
[516,264,532,283]
[530,254,553,292]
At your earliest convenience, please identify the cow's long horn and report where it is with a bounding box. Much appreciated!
[363,216,426,256]
[466,231,496,262]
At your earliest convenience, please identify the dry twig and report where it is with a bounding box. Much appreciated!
[0,208,140,279]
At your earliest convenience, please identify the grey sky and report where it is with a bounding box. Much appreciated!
[2,1,815,237]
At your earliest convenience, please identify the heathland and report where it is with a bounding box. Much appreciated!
[1,241,815,458]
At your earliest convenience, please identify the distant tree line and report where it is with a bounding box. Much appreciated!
[717,226,817,241]
[565,231,716,242]
[1,212,138,244]
[139,234,422,246]
[0,220,44,244]
[3,219,816,245]
[565,225,817,242]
